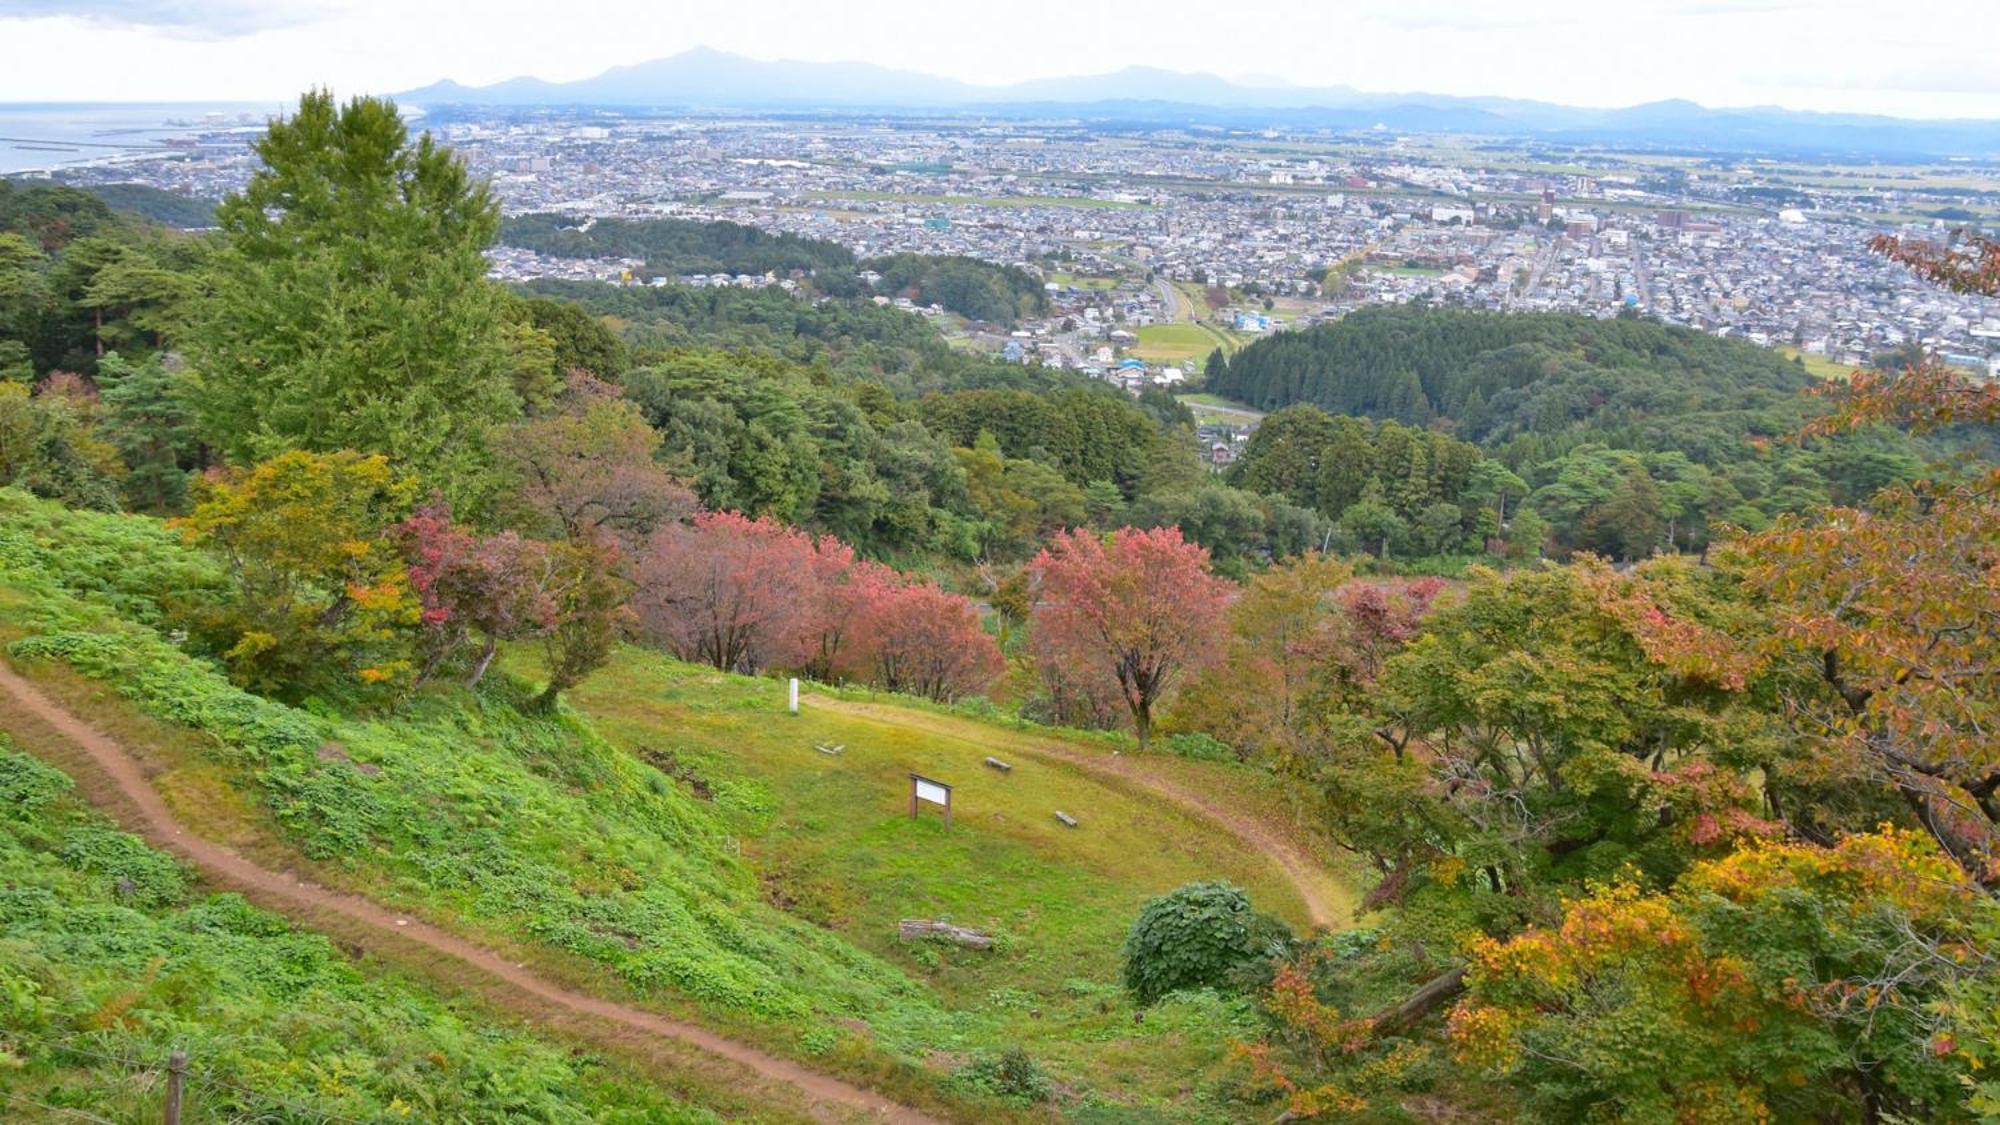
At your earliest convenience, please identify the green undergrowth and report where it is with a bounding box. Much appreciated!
[0,493,958,1063]
[0,739,719,1123]
[0,489,1309,1120]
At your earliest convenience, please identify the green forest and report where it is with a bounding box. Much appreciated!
[1211,306,1972,560]
[502,211,857,277]
[502,215,1049,324]
[3,90,2000,1123]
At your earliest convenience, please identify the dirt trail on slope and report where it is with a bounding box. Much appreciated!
[0,661,940,1125]
[806,696,1345,929]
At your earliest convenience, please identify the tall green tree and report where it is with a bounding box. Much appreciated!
[0,232,44,381]
[187,91,516,501]
[97,352,196,512]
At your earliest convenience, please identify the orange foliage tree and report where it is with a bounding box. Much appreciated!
[1448,829,1987,1121]
[1713,235,2000,880]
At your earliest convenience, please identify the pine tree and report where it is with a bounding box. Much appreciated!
[188,90,516,503]
[97,352,195,511]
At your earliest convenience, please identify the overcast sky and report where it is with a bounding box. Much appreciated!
[1,0,1995,118]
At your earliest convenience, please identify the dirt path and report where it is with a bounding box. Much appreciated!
[807,696,1344,929]
[0,661,941,1125]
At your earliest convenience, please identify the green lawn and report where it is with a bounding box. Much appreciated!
[1134,322,1221,362]
[563,650,1345,994]
[553,651,1352,1116]
[1777,346,1855,381]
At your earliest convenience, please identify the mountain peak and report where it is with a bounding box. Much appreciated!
[387,48,2000,156]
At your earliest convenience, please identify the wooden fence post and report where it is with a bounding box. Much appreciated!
[164,1049,187,1125]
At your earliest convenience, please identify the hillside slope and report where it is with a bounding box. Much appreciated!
[0,732,740,1123]
[0,661,929,1124]
[0,489,1353,1121]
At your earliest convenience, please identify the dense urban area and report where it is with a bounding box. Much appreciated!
[29,108,2000,389]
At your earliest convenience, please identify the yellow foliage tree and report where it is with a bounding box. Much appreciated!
[175,449,420,695]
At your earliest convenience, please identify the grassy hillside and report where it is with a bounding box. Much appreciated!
[0,490,1351,1120]
[562,654,1350,1060]
[0,739,724,1123]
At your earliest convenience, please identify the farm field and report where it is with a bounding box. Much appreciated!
[1175,393,1266,426]
[1048,271,1120,290]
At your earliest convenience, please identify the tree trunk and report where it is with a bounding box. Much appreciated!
[1369,966,1468,1039]
[1133,701,1152,752]
[466,635,499,687]
[534,681,562,712]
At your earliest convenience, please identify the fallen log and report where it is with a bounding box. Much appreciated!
[896,919,994,950]
[1368,966,1468,1039]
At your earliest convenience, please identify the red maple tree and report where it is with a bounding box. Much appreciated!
[399,500,560,687]
[1028,526,1233,749]
[845,582,1005,702]
[633,510,822,673]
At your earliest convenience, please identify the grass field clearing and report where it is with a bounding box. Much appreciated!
[1777,346,1855,381]
[1133,322,1218,362]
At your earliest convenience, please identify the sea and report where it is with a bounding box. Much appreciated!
[0,102,287,176]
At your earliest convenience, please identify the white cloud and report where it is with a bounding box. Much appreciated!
[0,0,327,38]
[0,0,1994,119]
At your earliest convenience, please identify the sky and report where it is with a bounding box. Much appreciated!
[1,0,1996,119]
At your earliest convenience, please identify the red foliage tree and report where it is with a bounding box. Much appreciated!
[1334,577,1446,692]
[1028,526,1233,749]
[800,538,901,684]
[845,582,1005,702]
[398,500,562,687]
[634,510,822,673]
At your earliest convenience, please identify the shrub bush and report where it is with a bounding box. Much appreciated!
[955,1046,1053,1106]
[1161,731,1236,762]
[1122,881,1290,1006]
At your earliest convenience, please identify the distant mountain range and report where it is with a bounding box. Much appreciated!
[395,47,2000,158]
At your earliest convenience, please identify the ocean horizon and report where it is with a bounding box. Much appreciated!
[0,101,286,176]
